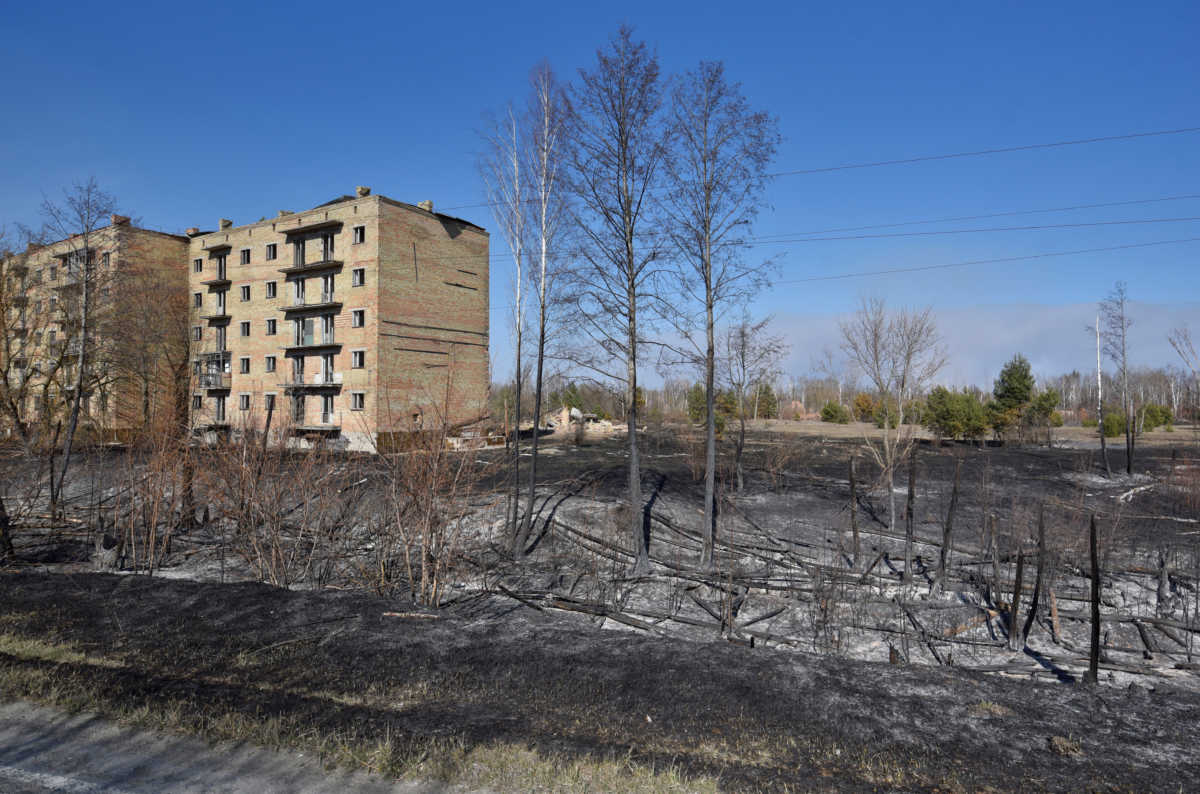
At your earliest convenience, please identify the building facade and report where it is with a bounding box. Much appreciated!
[1,217,189,442]
[187,187,489,451]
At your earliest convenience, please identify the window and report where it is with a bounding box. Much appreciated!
[102,252,110,267]
[193,326,202,341]
[351,309,364,327]
[193,258,203,273]
[239,394,251,411]
[50,296,58,312]
[214,395,226,422]
[49,266,57,281]
[353,226,365,244]
[321,314,335,342]
[265,243,277,261]
[351,350,365,369]
[240,249,251,265]
[193,360,201,376]
[239,357,250,374]
[351,392,365,411]
[320,273,334,301]
[266,318,277,335]
[192,394,202,410]
[266,281,277,299]
[48,330,56,344]
[240,285,250,302]
[240,321,250,337]
[265,355,276,373]
[292,239,305,266]
[193,292,202,308]
[320,232,334,260]
[352,267,365,287]
[264,393,276,413]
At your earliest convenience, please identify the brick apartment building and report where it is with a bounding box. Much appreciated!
[0,217,188,441]
[187,187,489,451]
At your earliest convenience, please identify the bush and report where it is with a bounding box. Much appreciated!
[1102,412,1125,438]
[852,393,876,422]
[1081,417,1099,428]
[820,401,850,424]
[1050,411,1064,428]
[924,386,988,441]
[1143,403,1173,431]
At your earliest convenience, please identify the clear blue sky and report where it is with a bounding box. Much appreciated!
[2,0,1197,386]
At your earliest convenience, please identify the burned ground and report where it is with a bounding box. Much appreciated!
[1,571,1199,792]
[2,424,1199,790]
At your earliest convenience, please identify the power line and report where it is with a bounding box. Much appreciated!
[768,126,1200,178]
[440,126,1200,212]
[753,216,1200,244]
[775,237,1200,284]
[751,193,1200,238]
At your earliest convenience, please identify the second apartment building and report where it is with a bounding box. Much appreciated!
[188,187,489,451]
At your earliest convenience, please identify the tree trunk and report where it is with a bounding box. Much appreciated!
[1008,547,1025,651]
[1086,514,1101,684]
[935,458,961,593]
[522,302,547,553]
[54,238,92,517]
[849,456,859,568]
[701,293,716,568]
[903,445,916,585]
[1021,504,1046,643]
[628,302,647,575]
[0,496,15,561]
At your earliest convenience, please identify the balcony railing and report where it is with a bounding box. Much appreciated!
[281,292,341,312]
[198,372,231,390]
[277,258,343,277]
[200,272,231,287]
[281,371,342,390]
[292,411,342,433]
[284,334,338,352]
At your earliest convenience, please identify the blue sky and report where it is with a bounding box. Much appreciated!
[2,1,1197,386]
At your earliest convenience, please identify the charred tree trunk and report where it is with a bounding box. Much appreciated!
[849,456,860,568]
[1008,546,1025,651]
[935,457,961,592]
[0,496,15,561]
[1021,505,1047,643]
[903,445,917,585]
[1086,514,1102,685]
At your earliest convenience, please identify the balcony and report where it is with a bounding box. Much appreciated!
[7,260,28,274]
[201,309,231,324]
[280,371,343,392]
[283,335,339,354]
[278,219,343,237]
[277,259,343,277]
[279,292,342,314]
[291,411,342,435]
[200,274,231,288]
[53,339,83,358]
[11,294,28,305]
[202,241,232,252]
[198,372,231,391]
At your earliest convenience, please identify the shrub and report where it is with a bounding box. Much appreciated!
[852,393,876,422]
[1143,403,1173,431]
[1081,417,1099,428]
[1102,412,1125,438]
[924,386,988,441]
[1050,411,1064,427]
[820,401,850,424]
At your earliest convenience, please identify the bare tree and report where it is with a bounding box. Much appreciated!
[839,298,944,535]
[722,316,787,493]
[480,103,527,552]
[661,61,780,568]
[518,62,569,555]
[562,26,667,575]
[1099,282,1134,475]
[38,180,117,515]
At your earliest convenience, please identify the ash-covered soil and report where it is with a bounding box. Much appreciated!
[2,571,1199,792]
